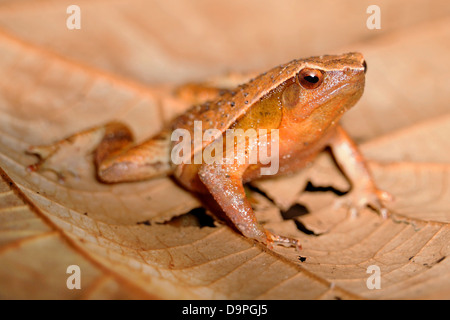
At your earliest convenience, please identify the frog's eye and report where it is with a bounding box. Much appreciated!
[298,68,324,89]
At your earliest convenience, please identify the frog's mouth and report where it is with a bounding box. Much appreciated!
[328,78,364,106]
[302,77,364,134]
[309,73,364,108]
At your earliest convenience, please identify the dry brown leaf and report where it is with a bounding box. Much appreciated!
[0,0,449,300]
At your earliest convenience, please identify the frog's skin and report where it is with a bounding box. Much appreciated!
[27,52,391,250]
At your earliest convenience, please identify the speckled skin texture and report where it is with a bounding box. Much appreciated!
[172,52,366,157]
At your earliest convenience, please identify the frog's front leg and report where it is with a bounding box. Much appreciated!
[27,122,173,183]
[198,162,301,250]
[328,125,392,218]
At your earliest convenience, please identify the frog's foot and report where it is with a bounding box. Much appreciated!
[26,145,67,183]
[26,142,91,183]
[26,144,58,172]
[265,230,302,251]
[334,185,393,219]
[25,124,114,182]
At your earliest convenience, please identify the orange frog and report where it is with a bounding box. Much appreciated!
[27,52,391,250]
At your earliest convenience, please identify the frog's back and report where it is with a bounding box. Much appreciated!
[171,59,307,157]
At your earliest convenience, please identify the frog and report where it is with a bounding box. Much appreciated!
[26,52,391,250]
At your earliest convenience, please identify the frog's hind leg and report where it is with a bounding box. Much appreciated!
[96,126,173,183]
[27,122,173,183]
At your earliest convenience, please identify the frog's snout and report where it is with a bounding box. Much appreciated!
[362,60,367,74]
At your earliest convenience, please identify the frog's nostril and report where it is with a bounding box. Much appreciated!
[362,60,367,74]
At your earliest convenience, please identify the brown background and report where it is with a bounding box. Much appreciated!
[0,0,449,299]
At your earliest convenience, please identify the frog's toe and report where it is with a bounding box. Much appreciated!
[27,144,57,161]
[265,230,302,251]
[334,187,393,219]
[368,189,393,219]
[26,141,85,182]
[26,144,57,172]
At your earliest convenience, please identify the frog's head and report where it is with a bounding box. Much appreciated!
[282,52,366,124]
